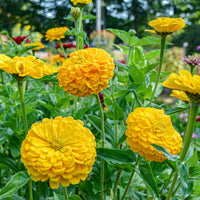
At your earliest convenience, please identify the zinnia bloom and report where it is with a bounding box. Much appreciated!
[0,54,57,79]
[183,55,200,68]
[163,70,200,103]
[45,27,69,42]
[171,90,191,102]
[12,36,31,45]
[147,17,185,36]
[51,55,66,64]
[24,42,45,51]
[21,116,96,189]
[70,0,92,6]
[125,107,182,162]
[57,48,115,97]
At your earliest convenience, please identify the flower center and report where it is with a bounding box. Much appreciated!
[51,138,61,150]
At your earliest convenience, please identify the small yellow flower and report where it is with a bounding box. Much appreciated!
[171,90,191,102]
[17,23,21,28]
[125,107,182,162]
[57,48,115,97]
[146,17,185,35]
[163,70,200,103]
[0,54,57,79]
[25,25,31,31]
[24,42,45,51]
[45,27,69,42]
[70,0,92,5]
[51,55,66,64]
[21,116,96,189]
[104,106,109,111]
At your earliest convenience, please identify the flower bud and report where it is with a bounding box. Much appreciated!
[129,29,136,37]
[71,7,81,20]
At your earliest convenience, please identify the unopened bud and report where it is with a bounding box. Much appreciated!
[129,29,136,37]
[71,7,81,20]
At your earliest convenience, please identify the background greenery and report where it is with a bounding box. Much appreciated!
[1,0,200,54]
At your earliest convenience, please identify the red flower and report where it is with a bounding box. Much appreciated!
[196,116,200,122]
[55,42,89,49]
[98,92,106,107]
[12,36,31,45]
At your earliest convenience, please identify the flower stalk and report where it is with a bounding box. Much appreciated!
[17,78,33,200]
[166,103,199,200]
[121,155,141,200]
[148,35,166,106]
[58,40,68,59]
[95,94,105,200]
[0,70,4,84]
[63,187,69,200]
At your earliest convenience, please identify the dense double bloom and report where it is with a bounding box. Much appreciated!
[21,116,96,189]
[24,41,45,51]
[12,36,31,45]
[45,27,69,42]
[57,48,115,97]
[147,17,185,35]
[125,107,182,162]
[0,54,57,79]
[70,0,92,5]
[163,70,200,103]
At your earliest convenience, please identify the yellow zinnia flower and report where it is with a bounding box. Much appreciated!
[45,27,69,42]
[57,48,115,97]
[125,107,182,162]
[0,54,57,79]
[24,42,45,51]
[51,55,66,64]
[146,17,185,35]
[171,90,191,102]
[70,0,92,5]
[21,116,96,189]
[163,70,200,103]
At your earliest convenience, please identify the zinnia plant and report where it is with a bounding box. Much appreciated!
[70,0,92,6]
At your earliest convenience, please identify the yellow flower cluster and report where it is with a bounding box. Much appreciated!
[24,42,45,51]
[51,55,65,65]
[147,17,185,35]
[21,116,96,189]
[125,107,182,162]
[45,27,69,42]
[0,54,57,79]
[70,0,92,5]
[57,48,115,97]
[163,70,200,103]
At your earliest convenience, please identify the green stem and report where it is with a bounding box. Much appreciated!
[166,103,199,200]
[127,46,133,66]
[115,119,118,148]
[121,155,141,200]
[74,96,77,115]
[17,80,28,135]
[148,35,166,106]
[113,170,122,197]
[37,182,40,200]
[17,79,33,200]
[0,70,4,84]
[95,94,105,200]
[58,40,67,59]
[29,179,33,200]
[63,187,69,200]
[159,169,174,198]
[75,19,80,50]
[78,7,84,49]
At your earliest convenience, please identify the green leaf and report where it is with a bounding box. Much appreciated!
[141,62,159,74]
[53,192,65,200]
[107,28,130,44]
[2,194,24,200]
[129,65,145,83]
[105,102,125,120]
[0,171,29,199]
[165,106,188,115]
[189,165,200,177]
[69,194,82,200]
[82,14,97,20]
[85,114,114,142]
[139,160,159,197]
[151,144,179,161]
[96,148,136,163]
[0,153,18,171]
[114,61,131,71]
